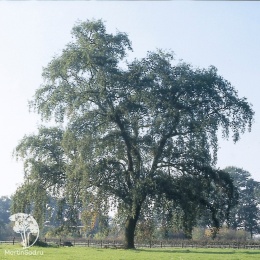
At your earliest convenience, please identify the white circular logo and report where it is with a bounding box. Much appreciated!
[9,213,39,249]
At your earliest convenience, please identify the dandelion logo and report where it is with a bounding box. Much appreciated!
[9,213,39,249]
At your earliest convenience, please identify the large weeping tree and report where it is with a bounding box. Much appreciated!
[13,20,254,249]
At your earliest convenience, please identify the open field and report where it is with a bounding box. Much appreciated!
[1,245,260,260]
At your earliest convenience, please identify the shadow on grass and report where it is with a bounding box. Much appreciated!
[136,249,260,255]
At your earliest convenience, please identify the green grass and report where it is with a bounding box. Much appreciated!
[1,244,260,260]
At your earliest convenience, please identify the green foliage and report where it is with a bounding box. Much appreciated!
[13,19,254,248]
[217,227,249,241]
[0,196,11,226]
[224,167,260,238]
[0,196,12,239]
[11,178,49,228]
[45,225,80,239]
[80,209,110,238]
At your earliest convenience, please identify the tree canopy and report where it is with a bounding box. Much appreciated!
[13,19,254,248]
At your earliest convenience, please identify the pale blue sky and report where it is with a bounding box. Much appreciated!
[0,1,260,196]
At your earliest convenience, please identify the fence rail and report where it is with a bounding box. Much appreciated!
[2,238,260,249]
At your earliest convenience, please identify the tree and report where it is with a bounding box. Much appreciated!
[0,196,11,224]
[13,20,254,248]
[225,167,260,238]
[0,196,11,239]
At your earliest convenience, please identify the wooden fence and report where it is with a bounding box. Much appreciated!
[1,238,260,249]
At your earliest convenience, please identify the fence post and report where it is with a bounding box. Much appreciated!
[88,239,89,247]
[161,241,162,248]
[13,237,15,245]
[101,240,102,248]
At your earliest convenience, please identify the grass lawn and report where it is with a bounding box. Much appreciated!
[1,245,260,260]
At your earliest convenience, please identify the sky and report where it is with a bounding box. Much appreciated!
[0,1,260,197]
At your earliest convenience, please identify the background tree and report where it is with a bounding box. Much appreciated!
[13,19,254,249]
[0,196,11,224]
[225,167,260,238]
[0,196,12,239]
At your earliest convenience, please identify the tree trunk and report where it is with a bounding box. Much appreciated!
[124,204,141,249]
